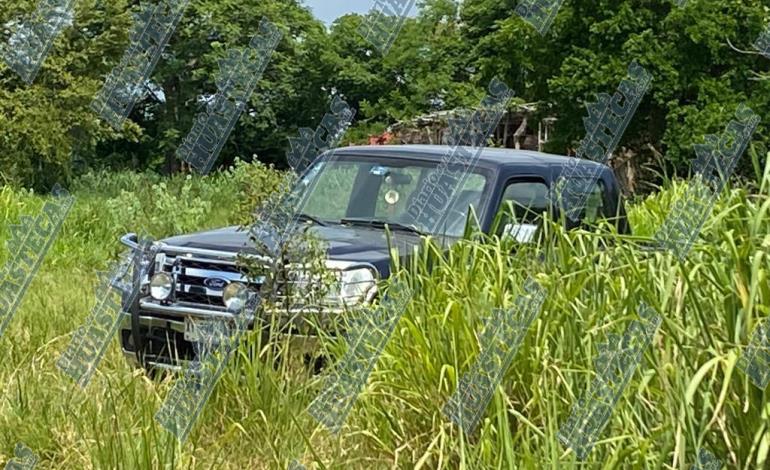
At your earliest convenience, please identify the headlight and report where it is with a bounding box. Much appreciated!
[326,267,377,306]
[223,282,250,311]
[150,273,174,300]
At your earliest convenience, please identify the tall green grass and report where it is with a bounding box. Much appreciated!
[0,157,768,468]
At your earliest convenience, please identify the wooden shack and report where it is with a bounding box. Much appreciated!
[379,104,555,151]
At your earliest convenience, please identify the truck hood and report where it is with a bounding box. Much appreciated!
[160,224,440,278]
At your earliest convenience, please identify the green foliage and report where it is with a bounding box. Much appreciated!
[0,158,282,269]
[320,2,484,124]
[0,0,138,188]
[0,155,767,468]
[462,0,769,180]
[0,0,331,188]
[146,0,332,172]
[296,157,770,468]
[1,1,770,467]
[4,0,769,190]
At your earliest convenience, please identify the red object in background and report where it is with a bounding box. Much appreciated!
[368,132,393,145]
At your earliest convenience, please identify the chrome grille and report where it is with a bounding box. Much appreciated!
[158,254,261,309]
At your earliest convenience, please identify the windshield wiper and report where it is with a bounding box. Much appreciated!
[295,213,328,227]
[340,218,425,236]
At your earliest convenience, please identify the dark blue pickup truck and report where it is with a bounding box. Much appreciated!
[119,145,628,370]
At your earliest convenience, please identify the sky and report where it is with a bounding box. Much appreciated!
[303,0,374,25]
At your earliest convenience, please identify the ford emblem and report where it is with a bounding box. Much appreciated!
[204,278,228,290]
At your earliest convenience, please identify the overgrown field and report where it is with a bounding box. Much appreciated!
[0,158,768,469]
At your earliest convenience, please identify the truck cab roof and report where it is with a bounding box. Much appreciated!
[327,145,608,172]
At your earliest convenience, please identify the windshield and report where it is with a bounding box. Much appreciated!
[293,155,490,237]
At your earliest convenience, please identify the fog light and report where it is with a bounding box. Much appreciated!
[223,282,249,311]
[150,273,174,300]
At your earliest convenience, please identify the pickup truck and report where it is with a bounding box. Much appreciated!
[118,145,629,371]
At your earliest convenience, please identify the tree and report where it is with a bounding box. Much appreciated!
[321,1,482,136]
[0,0,136,189]
[461,0,769,183]
[117,0,332,172]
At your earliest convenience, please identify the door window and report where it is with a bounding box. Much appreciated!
[494,179,549,240]
[499,180,549,222]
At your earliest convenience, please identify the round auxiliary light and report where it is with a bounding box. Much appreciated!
[223,282,249,311]
[150,273,174,300]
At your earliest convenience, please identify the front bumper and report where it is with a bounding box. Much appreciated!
[120,297,352,371]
